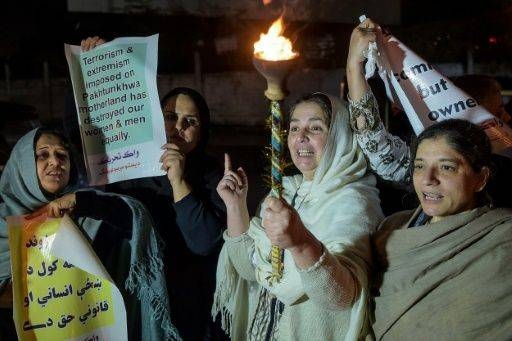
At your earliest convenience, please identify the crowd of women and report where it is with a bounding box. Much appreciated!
[0,17,511,341]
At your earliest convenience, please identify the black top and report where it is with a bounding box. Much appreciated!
[107,152,226,341]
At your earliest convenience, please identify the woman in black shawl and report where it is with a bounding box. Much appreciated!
[108,87,226,340]
[81,37,226,339]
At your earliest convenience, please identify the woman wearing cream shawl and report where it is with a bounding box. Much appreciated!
[371,119,512,340]
[345,17,512,340]
[213,93,383,340]
[0,127,179,340]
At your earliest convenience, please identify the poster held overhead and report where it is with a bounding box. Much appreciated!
[65,35,166,185]
[359,15,512,157]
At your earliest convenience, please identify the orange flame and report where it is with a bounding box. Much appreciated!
[254,16,298,61]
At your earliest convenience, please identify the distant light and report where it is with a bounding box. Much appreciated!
[488,36,498,44]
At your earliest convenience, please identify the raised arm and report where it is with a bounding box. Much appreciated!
[346,18,411,182]
[216,153,250,237]
[215,153,258,281]
[346,18,378,123]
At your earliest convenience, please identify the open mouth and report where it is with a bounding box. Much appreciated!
[47,171,63,177]
[423,192,443,201]
[297,149,314,157]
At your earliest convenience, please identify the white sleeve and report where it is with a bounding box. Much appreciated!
[349,91,411,182]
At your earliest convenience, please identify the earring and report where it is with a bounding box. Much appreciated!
[485,191,494,209]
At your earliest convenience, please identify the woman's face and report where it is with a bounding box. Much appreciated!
[287,101,329,181]
[413,137,489,223]
[162,94,202,154]
[35,133,71,194]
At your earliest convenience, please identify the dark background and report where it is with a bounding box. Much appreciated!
[1,0,511,78]
[1,0,511,214]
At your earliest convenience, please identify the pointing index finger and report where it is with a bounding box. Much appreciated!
[224,153,232,174]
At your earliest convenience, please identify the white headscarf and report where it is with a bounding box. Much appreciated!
[248,93,383,304]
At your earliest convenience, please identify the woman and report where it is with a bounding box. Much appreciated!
[0,127,178,340]
[371,119,512,339]
[106,86,226,340]
[213,93,384,340]
[83,33,226,341]
[346,17,512,210]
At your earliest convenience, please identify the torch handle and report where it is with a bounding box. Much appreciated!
[269,100,285,284]
[270,100,284,196]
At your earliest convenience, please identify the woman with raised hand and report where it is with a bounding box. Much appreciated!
[110,86,226,341]
[0,127,177,340]
[82,36,227,340]
[346,17,512,210]
[214,93,383,340]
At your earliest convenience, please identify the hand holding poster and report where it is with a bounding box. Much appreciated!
[65,35,166,185]
[8,214,127,340]
[361,15,512,156]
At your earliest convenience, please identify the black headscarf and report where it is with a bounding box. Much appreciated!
[160,87,211,153]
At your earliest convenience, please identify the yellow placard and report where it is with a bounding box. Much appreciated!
[9,215,117,340]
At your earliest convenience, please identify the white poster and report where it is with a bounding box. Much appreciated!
[65,35,166,185]
[367,25,512,156]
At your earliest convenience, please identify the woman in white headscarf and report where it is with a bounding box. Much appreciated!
[213,93,384,340]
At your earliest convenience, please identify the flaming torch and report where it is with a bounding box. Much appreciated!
[253,16,299,285]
